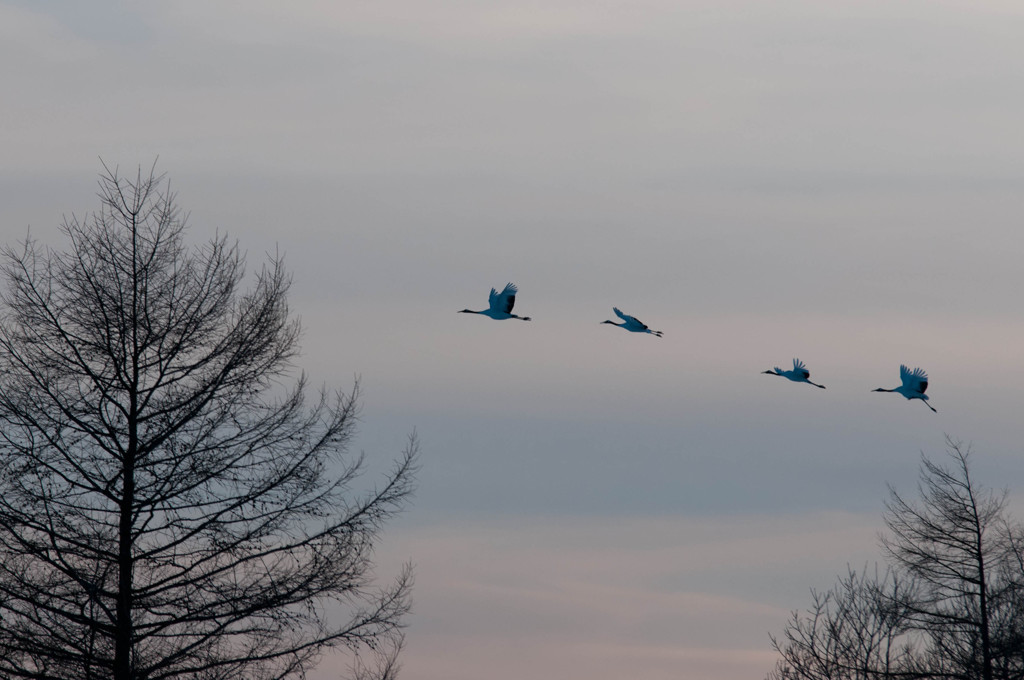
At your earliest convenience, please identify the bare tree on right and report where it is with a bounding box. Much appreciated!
[768,439,1024,680]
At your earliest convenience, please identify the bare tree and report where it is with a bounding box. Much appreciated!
[0,164,416,680]
[994,523,1024,679]
[768,440,1024,680]
[881,440,1015,680]
[767,567,919,680]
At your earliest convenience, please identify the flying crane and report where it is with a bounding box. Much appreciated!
[762,358,826,389]
[873,364,936,413]
[600,307,663,337]
[458,282,532,321]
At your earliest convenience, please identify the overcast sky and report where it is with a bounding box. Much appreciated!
[4,2,1024,678]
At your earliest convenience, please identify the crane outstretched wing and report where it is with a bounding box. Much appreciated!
[613,307,648,330]
[489,282,518,314]
[900,364,929,394]
[792,358,810,379]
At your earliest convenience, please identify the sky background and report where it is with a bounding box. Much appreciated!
[4,2,1024,678]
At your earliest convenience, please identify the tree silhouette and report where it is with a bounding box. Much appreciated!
[767,567,918,680]
[0,164,416,680]
[768,440,1024,680]
[881,442,1012,680]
